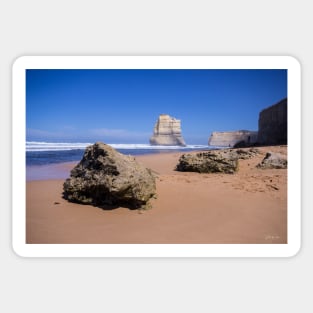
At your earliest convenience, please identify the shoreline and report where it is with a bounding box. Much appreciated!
[26,146,287,244]
[26,161,76,181]
[26,148,211,181]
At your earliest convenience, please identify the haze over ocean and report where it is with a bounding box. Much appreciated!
[27,69,287,145]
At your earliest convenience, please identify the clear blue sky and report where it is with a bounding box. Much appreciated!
[26,69,287,144]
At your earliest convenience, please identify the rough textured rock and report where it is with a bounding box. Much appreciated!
[150,114,186,146]
[176,150,238,174]
[258,98,287,145]
[63,142,156,209]
[257,151,287,169]
[233,148,260,159]
[208,130,258,147]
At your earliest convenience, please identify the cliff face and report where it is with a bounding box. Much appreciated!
[258,98,287,145]
[208,130,258,147]
[150,114,186,146]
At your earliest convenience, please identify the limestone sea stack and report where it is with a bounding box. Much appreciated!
[63,142,156,209]
[208,130,258,147]
[150,114,186,146]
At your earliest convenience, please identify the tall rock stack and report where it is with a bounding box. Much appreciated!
[150,114,186,146]
[258,98,287,145]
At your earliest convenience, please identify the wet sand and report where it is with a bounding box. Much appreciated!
[26,146,287,244]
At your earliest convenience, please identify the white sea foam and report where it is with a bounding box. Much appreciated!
[26,141,210,152]
[26,141,93,151]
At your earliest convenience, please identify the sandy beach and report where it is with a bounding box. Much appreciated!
[26,146,287,244]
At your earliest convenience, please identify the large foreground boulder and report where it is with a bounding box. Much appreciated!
[176,150,238,174]
[63,142,156,209]
[257,152,287,169]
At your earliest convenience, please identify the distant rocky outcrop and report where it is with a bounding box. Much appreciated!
[150,114,186,146]
[257,151,287,169]
[176,150,239,174]
[208,130,258,147]
[258,98,287,145]
[63,142,156,209]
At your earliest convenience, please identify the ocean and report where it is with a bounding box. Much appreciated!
[26,141,217,166]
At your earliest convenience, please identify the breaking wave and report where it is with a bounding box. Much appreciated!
[26,141,209,152]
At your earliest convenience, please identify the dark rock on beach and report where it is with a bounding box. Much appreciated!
[256,151,287,169]
[176,150,239,174]
[63,142,156,209]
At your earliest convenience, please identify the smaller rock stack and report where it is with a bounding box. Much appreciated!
[150,114,186,146]
[208,130,258,147]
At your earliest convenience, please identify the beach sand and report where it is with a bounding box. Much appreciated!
[26,146,287,244]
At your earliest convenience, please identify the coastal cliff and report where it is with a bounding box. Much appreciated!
[208,130,258,147]
[150,114,186,146]
[258,98,287,145]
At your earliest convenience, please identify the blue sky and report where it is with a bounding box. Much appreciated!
[26,69,287,144]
